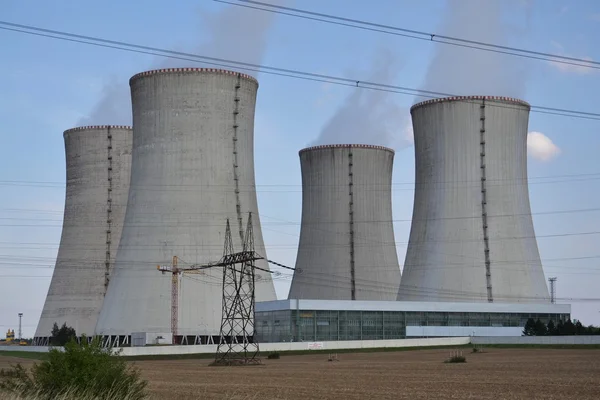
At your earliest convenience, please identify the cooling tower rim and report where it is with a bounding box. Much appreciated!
[129,68,258,86]
[411,95,530,112]
[63,125,132,136]
[299,144,394,155]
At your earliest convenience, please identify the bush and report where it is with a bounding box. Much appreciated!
[0,336,147,400]
[267,352,280,360]
[444,351,466,363]
[445,355,466,363]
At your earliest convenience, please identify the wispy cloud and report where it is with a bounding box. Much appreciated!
[527,131,561,162]
[314,82,336,109]
[548,41,595,75]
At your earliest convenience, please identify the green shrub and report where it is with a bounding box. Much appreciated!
[267,352,280,360]
[0,336,147,400]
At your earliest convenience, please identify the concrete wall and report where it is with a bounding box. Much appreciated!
[472,336,600,345]
[288,145,401,300]
[95,69,276,338]
[34,126,132,341]
[5,336,599,356]
[399,96,550,303]
[0,337,468,355]
[116,337,470,356]
[0,346,54,353]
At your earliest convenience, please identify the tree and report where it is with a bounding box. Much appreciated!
[50,322,77,346]
[575,320,585,335]
[534,319,548,336]
[556,320,565,335]
[563,319,576,335]
[523,318,536,336]
[546,320,557,336]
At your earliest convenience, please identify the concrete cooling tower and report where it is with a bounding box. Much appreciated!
[33,126,132,345]
[288,145,401,301]
[398,96,550,303]
[95,68,277,344]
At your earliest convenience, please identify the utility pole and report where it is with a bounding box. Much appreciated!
[18,313,23,341]
[548,277,557,304]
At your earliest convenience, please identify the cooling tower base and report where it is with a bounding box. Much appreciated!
[98,334,259,348]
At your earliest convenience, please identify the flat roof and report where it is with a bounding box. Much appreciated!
[256,299,571,314]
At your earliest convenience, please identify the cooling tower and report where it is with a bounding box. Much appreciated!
[33,126,132,345]
[288,144,401,300]
[398,96,550,303]
[95,68,276,342]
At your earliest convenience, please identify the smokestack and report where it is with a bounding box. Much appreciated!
[398,96,550,303]
[288,144,401,300]
[34,126,133,345]
[95,68,276,341]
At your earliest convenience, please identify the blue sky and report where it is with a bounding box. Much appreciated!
[1,0,599,337]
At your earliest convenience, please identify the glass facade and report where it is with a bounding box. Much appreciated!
[255,309,571,343]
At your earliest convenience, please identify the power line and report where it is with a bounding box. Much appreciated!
[1,204,599,226]
[0,21,599,121]
[2,172,600,190]
[1,228,600,248]
[1,264,599,303]
[221,0,600,72]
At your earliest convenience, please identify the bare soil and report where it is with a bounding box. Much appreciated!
[2,348,599,399]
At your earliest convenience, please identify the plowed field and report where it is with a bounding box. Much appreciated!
[2,348,599,399]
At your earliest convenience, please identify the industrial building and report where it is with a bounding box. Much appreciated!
[255,300,570,342]
[398,96,551,303]
[94,68,277,346]
[33,126,133,345]
[288,144,401,301]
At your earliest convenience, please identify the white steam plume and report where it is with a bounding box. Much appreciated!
[77,79,132,127]
[310,50,412,150]
[419,0,532,100]
[77,2,285,126]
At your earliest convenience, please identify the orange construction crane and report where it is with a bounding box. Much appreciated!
[157,256,205,344]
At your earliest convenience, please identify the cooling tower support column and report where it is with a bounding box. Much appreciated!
[288,144,401,301]
[479,100,493,302]
[398,96,550,303]
[232,74,245,243]
[348,148,356,300]
[105,127,114,291]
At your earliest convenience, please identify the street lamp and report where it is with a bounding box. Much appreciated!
[18,313,23,341]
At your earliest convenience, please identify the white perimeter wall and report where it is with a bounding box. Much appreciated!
[472,336,600,345]
[3,335,599,356]
[0,337,469,356]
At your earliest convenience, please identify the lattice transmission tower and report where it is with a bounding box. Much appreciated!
[212,215,261,365]
[158,212,296,365]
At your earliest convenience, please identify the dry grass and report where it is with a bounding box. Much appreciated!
[3,348,600,399]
